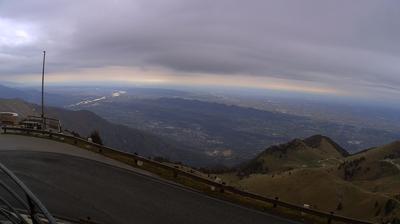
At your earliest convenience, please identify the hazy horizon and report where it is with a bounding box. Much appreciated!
[1,0,400,102]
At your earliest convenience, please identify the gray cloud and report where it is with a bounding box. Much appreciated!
[1,0,400,97]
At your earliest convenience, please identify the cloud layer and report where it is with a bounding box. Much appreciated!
[1,0,400,99]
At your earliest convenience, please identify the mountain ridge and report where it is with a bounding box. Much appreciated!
[238,134,349,176]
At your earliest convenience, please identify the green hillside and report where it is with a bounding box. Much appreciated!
[220,136,400,223]
[238,135,347,176]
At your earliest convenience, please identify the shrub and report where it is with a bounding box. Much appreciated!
[89,130,103,145]
[71,131,81,138]
[392,218,400,224]
[237,159,268,177]
[336,202,343,211]
[384,199,397,215]
[375,207,381,216]
[154,156,171,163]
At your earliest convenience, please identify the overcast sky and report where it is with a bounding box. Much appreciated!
[1,0,400,100]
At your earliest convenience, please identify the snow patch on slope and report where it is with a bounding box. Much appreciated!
[112,90,127,97]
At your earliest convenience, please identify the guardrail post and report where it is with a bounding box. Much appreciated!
[273,197,279,208]
[27,196,38,224]
[327,211,333,224]
[27,198,36,223]
[3,128,6,134]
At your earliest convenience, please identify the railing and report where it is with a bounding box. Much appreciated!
[21,115,62,132]
[2,126,375,224]
[0,161,57,224]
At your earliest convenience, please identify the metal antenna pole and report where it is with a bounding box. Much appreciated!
[41,51,46,130]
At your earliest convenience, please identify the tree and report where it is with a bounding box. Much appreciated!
[89,130,103,145]
[71,131,81,138]
[392,218,400,224]
[336,202,343,211]
[384,199,397,215]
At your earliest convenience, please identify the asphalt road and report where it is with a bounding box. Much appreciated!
[0,134,298,224]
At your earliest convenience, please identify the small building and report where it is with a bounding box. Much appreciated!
[20,120,43,130]
[20,115,62,132]
[0,112,19,126]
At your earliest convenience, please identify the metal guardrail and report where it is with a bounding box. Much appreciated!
[0,161,57,224]
[2,126,375,224]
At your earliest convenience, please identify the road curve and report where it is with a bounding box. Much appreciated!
[0,134,298,224]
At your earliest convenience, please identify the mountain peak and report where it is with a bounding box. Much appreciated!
[303,135,349,157]
[263,135,349,157]
[239,135,349,176]
[303,134,331,147]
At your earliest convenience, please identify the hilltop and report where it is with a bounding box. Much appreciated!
[238,135,348,176]
[220,136,400,223]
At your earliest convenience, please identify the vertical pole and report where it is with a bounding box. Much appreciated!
[27,196,38,224]
[41,51,46,130]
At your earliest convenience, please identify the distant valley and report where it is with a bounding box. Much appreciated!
[1,84,400,166]
[0,98,210,166]
[68,89,400,164]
